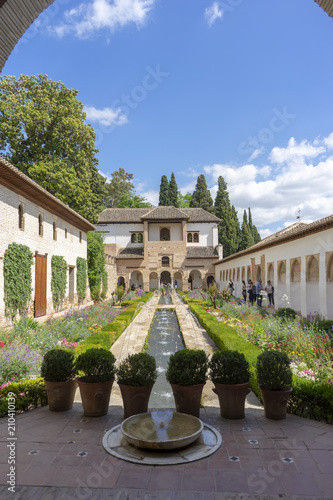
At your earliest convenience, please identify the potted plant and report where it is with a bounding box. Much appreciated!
[256,350,293,420]
[166,348,209,417]
[209,350,251,419]
[116,352,158,418]
[41,348,77,412]
[75,347,116,417]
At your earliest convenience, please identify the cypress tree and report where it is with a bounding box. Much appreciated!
[231,205,242,253]
[240,210,254,250]
[169,172,178,207]
[214,176,240,257]
[248,207,261,244]
[159,175,170,206]
[190,174,214,213]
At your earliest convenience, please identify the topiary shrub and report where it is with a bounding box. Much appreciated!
[41,349,75,382]
[116,353,157,387]
[209,350,250,385]
[256,351,292,391]
[76,257,87,303]
[4,243,34,319]
[75,348,116,383]
[274,307,297,321]
[166,349,208,386]
[51,255,67,310]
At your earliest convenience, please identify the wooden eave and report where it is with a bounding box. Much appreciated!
[0,159,95,233]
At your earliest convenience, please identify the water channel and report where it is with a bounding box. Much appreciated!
[147,293,185,408]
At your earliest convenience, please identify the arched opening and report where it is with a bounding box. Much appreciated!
[117,276,125,289]
[278,261,286,283]
[188,270,202,290]
[160,270,171,284]
[327,255,333,319]
[174,271,182,291]
[149,272,159,291]
[307,256,320,316]
[241,267,245,282]
[160,227,170,241]
[130,271,143,290]
[193,233,199,243]
[38,213,43,237]
[207,275,215,288]
[18,204,24,230]
[257,266,261,281]
[290,259,301,313]
[187,233,192,242]
[53,221,57,241]
[247,266,251,281]
[307,256,319,282]
[267,263,274,283]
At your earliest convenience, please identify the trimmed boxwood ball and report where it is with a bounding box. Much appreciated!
[209,350,250,385]
[166,348,209,386]
[41,348,75,382]
[75,347,116,383]
[116,353,157,386]
[256,351,292,391]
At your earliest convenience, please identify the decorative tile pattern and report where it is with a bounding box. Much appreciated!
[282,457,294,463]
[28,450,39,455]
[248,439,259,444]
[77,452,88,457]
[228,456,240,462]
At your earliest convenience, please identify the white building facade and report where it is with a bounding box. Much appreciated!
[214,217,333,319]
[0,156,95,326]
[96,206,222,292]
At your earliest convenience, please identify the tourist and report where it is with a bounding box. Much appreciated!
[265,280,274,306]
[242,280,247,302]
[228,280,234,296]
[256,279,264,306]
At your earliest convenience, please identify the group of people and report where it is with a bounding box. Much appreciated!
[241,279,274,307]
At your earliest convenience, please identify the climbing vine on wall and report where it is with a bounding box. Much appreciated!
[51,255,67,310]
[4,243,34,319]
[76,257,87,303]
[87,232,107,300]
[101,270,108,299]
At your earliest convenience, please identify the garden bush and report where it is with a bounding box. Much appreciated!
[0,379,47,418]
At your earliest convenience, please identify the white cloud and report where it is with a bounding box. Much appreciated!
[269,137,325,165]
[190,132,333,232]
[84,105,128,126]
[204,2,223,27]
[51,0,155,38]
[248,147,265,162]
[323,132,333,149]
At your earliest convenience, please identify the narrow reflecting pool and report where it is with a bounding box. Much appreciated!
[147,309,184,408]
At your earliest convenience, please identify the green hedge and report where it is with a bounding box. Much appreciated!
[0,378,47,418]
[187,298,333,424]
[188,299,262,397]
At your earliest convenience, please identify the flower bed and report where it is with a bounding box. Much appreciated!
[185,293,333,423]
[0,290,153,415]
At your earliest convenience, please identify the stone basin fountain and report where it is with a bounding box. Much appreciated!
[121,411,203,450]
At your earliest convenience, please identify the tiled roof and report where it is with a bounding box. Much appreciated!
[117,248,144,259]
[141,206,189,220]
[0,156,95,232]
[314,0,333,18]
[98,208,150,223]
[215,214,333,265]
[186,247,219,258]
[98,207,220,223]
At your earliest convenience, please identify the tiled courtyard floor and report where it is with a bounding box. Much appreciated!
[0,392,332,499]
[1,293,332,499]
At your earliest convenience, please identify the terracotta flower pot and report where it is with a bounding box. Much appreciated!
[213,382,251,419]
[260,386,293,420]
[118,384,154,419]
[170,383,205,418]
[77,378,114,417]
[44,380,77,412]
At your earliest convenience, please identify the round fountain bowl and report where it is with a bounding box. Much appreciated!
[121,411,204,450]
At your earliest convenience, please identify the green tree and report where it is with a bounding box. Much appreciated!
[240,210,254,250]
[116,193,152,208]
[231,205,242,252]
[177,191,192,208]
[190,174,214,213]
[87,232,107,300]
[248,207,261,244]
[214,176,241,257]
[0,74,106,223]
[169,172,178,207]
[159,175,170,206]
[105,168,134,207]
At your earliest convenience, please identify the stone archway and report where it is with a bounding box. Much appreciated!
[188,270,202,290]
[130,271,143,290]
[160,270,171,284]
[117,276,125,289]
[174,271,182,291]
[149,272,159,291]
[206,275,215,288]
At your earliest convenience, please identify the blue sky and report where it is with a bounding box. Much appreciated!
[2,0,333,237]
